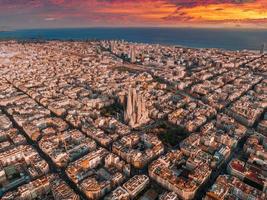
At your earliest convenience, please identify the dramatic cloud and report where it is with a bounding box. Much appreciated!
[0,0,266,28]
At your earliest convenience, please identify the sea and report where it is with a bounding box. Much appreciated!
[0,28,267,51]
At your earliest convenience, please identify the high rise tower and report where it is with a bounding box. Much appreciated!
[130,46,136,63]
[110,41,115,53]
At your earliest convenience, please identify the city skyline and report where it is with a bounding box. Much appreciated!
[1,0,267,29]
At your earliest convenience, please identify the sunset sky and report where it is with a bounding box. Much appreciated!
[1,0,267,29]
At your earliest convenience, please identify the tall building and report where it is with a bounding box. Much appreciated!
[110,41,115,53]
[260,43,265,54]
[130,46,136,63]
[124,88,149,128]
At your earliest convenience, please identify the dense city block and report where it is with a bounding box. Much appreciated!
[0,40,266,200]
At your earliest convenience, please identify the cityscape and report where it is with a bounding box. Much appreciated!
[0,39,266,200]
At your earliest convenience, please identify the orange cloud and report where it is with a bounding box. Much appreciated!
[172,0,267,21]
[0,0,266,28]
[98,1,176,20]
[97,0,267,27]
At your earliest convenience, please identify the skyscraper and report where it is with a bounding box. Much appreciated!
[130,46,136,63]
[110,41,115,53]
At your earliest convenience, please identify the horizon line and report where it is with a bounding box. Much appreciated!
[5,26,267,31]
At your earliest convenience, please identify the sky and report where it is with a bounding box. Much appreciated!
[0,0,267,29]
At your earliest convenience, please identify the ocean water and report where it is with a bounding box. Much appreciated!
[0,28,267,51]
